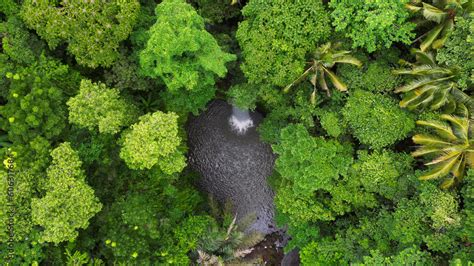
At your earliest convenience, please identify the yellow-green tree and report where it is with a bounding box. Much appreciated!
[31,142,102,244]
[120,111,186,174]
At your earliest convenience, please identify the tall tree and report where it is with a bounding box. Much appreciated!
[31,142,102,244]
[120,111,186,174]
[329,0,416,52]
[394,49,473,114]
[139,0,236,114]
[412,110,473,188]
[283,42,362,104]
[20,0,140,68]
[67,79,138,135]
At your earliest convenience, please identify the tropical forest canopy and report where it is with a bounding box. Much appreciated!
[0,0,473,264]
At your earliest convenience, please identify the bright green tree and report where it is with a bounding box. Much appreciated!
[31,142,102,244]
[342,90,415,149]
[272,124,378,231]
[20,0,140,68]
[120,111,186,174]
[351,150,414,200]
[67,79,138,134]
[329,0,416,52]
[139,0,236,114]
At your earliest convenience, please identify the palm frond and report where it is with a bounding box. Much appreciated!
[332,55,362,67]
[324,67,348,92]
[421,3,448,23]
[283,65,314,93]
[429,89,451,110]
[406,3,423,12]
[319,69,330,96]
[416,120,457,141]
[451,88,474,116]
[420,23,445,51]
[402,91,435,109]
[413,134,452,146]
[394,77,435,93]
[432,19,454,49]
[441,114,469,140]
[426,151,461,165]
[412,146,442,157]
[450,154,466,178]
[419,156,459,180]
[411,49,436,65]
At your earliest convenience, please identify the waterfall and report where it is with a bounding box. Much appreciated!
[229,106,254,135]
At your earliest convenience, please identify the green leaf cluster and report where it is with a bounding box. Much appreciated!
[140,0,236,114]
[20,0,140,68]
[31,142,102,244]
[67,79,138,134]
[329,0,416,52]
[342,90,415,149]
[119,111,186,174]
[0,54,81,143]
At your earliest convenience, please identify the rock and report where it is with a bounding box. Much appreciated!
[281,249,300,266]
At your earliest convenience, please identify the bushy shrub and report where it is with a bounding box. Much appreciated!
[342,90,415,149]
[21,0,140,68]
[140,0,235,114]
[119,111,186,174]
[236,0,331,108]
[329,0,415,52]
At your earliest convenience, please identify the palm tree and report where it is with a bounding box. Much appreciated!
[393,49,473,114]
[195,199,264,265]
[412,106,473,188]
[283,42,362,105]
[406,0,473,51]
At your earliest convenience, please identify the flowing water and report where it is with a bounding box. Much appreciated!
[187,100,277,234]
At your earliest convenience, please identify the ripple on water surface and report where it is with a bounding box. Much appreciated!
[186,100,277,234]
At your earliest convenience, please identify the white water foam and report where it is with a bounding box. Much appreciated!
[229,106,254,135]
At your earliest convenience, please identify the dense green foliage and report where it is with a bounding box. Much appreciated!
[140,0,235,114]
[342,90,415,149]
[21,0,140,68]
[236,0,331,107]
[31,142,102,244]
[120,111,186,174]
[0,54,80,143]
[67,79,137,134]
[1,0,473,264]
[329,0,416,52]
